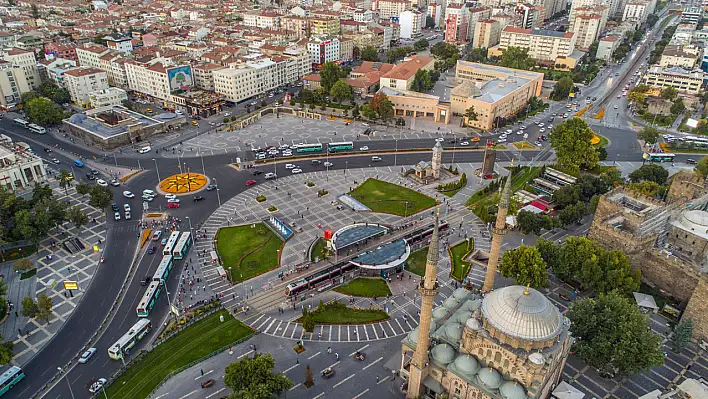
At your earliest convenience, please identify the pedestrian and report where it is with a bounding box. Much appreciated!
[200,369,204,376]
[327,347,331,354]
[296,357,299,364]
[376,376,379,383]
[335,352,339,360]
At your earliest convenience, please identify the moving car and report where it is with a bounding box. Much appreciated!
[51,158,60,164]
[114,212,121,221]
[164,194,177,200]
[138,146,151,154]
[246,180,257,186]
[110,179,120,186]
[264,172,277,180]
[142,194,154,202]
[311,160,322,165]
[96,179,108,187]
[152,231,162,241]
[167,198,180,204]
[359,146,369,151]
[252,170,263,176]
[460,141,469,146]
[372,156,382,162]
[292,168,302,174]
[193,196,205,201]
[321,368,335,379]
[686,159,697,164]
[148,246,156,254]
[86,173,96,181]
[206,184,217,191]
[79,348,97,364]
[285,163,296,169]
[201,379,215,388]
[168,202,180,209]
[324,162,333,167]
[88,378,107,393]
[435,138,444,142]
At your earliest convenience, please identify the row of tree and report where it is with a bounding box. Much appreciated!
[21,82,72,127]
[359,92,394,122]
[437,173,467,193]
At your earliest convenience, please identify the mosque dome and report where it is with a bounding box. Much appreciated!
[453,288,469,300]
[500,381,527,399]
[443,297,460,310]
[477,367,502,389]
[461,299,482,312]
[678,209,708,234]
[431,344,455,365]
[453,354,480,376]
[481,285,563,342]
[444,322,463,341]
[406,320,437,345]
[433,307,450,321]
[453,310,473,324]
[465,317,481,330]
[528,352,545,365]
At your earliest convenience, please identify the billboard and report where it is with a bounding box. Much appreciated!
[167,65,194,92]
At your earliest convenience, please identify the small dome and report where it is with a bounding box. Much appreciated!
[433,307,450,321]
[465,317,481,330]
[407,320,437,344]
[461,299,482,312]
[443,297,460,310]
[528,352,545,365]
[477,367,502,389]
[453,310,473,324]
[454,354,480,375]
[453,288,469,300]
[445,323,463,341]
[431,344,455,365]
[500,381,527,399]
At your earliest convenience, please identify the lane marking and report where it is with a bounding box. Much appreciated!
[333,374,355,388]
[178,390,197,399]
[194,370,214,380]
[377,376,391,385]
[282,364,299,374]
[206,388,225,399]
[313,393,326,399]
[289,383,301,391]
[362,357,383,370]
[307,351,321,360]
[352,389,370,399]
[349,344,369,356]
[238,350,254,359]
[321,361,340,373]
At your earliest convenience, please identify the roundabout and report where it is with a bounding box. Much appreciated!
[158,172,208,194]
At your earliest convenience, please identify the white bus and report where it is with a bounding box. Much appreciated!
[162,231,181,256]
[13,119,29,128]
[172,232,192,260]
[108,319,152,360]
[28,124,46,134]
[136,281,162,318]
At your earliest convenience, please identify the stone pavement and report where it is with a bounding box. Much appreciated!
[6,182,108,365]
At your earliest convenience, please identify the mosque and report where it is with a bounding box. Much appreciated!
[400,175,572,399]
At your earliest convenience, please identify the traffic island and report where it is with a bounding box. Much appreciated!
[215,223,283,283]
[158,172,208,194]
[449,239,474,282]
[333,277,392,297]
[348,178,437,216]
[406,246,429,277]
[299,301,389,332]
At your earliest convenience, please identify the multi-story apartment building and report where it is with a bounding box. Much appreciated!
[243,11,281,29]
[452,61,543,130]
[642,65,704,94]
[193,63,224,91]
[622,1,649,23]
[467,7,493,46]
[281,16,310,40]
[76,44,110,69]
[310,18,341,36]
[660,45,698,69]
[0,60,31,109]
[596,35,620,61]
[1,48,39,91]
[0,142,47,191]
[213,56,300,103]
[105,34,134,54]
[340,38,355,61]
[353,9,379,22]
[473,19,501,49]
[427,1,446,28]
[399,10,423,39]
[44,42,78,62]
[491,27,576,62]
[379,55,434,90]
[63,67,109,108]
[572,12,606,50]
[570,5,609,36]
[445,4,470,43]
[39,58,78,87]
[681,7,703,25]
[89,87,128,108]
[125,60,194,101]
[374,0,408,20]
[307,36,341,67]
[515,4,543,30]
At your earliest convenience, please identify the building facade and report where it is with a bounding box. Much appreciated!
[493,27,576,62]
[473,19,501,49]
[307,37,341,67]
[399,10,423,39]
[63,67,110,108]
[642,65,704,94]
[0,142,47,192]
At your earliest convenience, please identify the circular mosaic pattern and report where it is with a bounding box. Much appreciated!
[591,135,601,145]
[159,172,208,194]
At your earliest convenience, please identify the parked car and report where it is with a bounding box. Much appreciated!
[79,348,97,364]
[686,159,698,164]
[114,212,121,221]
[111,203,119,212]
[264,172,277,180]
[164,194,177,200]
[193,196,205,201]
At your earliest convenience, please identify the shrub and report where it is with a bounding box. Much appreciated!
[267,205,278,212]
[256,194,267,202]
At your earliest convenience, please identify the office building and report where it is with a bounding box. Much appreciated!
[307,36,341,67]
[642,65,704,94]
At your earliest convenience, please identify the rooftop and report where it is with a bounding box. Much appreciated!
[350,239,410,270]
[64,105,164,140]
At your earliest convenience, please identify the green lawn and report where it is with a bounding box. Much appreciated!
[310,238,328,262]
[349,178,437,216]
[301,305,389,324]
[105,310,253,399]
[333,278,391,297]
[216,223,283,283]
[449,240,474,282]
[593,134,609,148]
[406,247,429,277]
[466,167,541,223]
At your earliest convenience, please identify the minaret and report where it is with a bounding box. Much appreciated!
[431,141,443,179]
[407,209,441,399]
[482,168,512,293]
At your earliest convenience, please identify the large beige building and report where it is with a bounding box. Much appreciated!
[491,27,576,63]
[569,6,609,50]
[76,44,111,70]
[473,19,501,49]
[63,67,109,108]
[642,65,705,94]
[659,45,698,69]
[374,0,409,20]
[452,61,543,131]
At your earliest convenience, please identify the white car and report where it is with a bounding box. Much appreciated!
[359,146,369,151]
[124,204,131,212]
[548,125,553,130]
[167,198,180,204]
[142,194,154,202]
[291,168,302,174]
[435,138,444,142]
[110,179,120,187]
[51,158,60,164]
[96,179,108,187]
[89,378,107,393]
[460,141,469,146]
[164,194,177,200]
[79,348,97,364]
[123,191,135,198]
[138,146,151,154]
[516,131,523,135]
[539,128,546,133]
[498,138,507,143]
[175,110,183,115]
[538,123,544,127]
[285,163,296,169]
[278,144,290,150]
[324,161,333,167]
[282,151,292,157]
[125,211,131,220]
[224,112,231,117]
[114,212,121,221]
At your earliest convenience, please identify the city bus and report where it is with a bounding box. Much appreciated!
[13,119,29,128]
[162,231,181,256]
[152,255,174,282]
[136,281,162,318]
[0,366,24,397]
[108,319,152,360]
[295,143,323,153]
[644,152,675,162]
[172,231,192,260]
[327,142,354,152]
[28,124,46,134]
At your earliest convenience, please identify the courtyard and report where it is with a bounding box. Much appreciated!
[349,178,437,216]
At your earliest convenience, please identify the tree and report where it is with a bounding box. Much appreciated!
[320,62,342,93]
[75,182,91,196]
[496,46,535,70]
[549,118,599,174]
[660,87,678,101]
[25,97,64,126]
[628,164,669,185]
[414,38,429,52]
[21,91,39,105]
[628,180,661,197]
[637,126,659,144]
[224,353,293,397]
[13,258,33,273]
[670,98,685,115]
[568,292,664,377]
[304,365,314,388]
[68,206,89,232]
[425,15,435,29]
[430,43,459,59]
[464,106,478,125]
[411,69,433,92]
[370,92,394,122]
[360,46,379,62]
[558,201,586,226]
[550,76,574,101]
[670,318,693,353]
[52,87,71,104]
[329,80,352,104]
[628,84,650,104]
[647,13,659,28]
[21,296,38,318]
[594,249,640,295]
[31,3,39,18]
[517,210,553,235]
[0,338,12,365]
[36,293,53,323]
[360,103,377,120]
[695,157,708,176]
[386,46,412,63]
[596,146,607,161]
[466,47,488,63]
[498,245,548,288]
[89,186,114,210]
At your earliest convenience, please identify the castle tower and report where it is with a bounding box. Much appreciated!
[407,209,441,398]
[432,141,443,179]
[482,169,512,292]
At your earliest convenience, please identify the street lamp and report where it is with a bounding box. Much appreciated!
[199,146,206,175]
[213,177,222,207]
[185,216,193,234]
[394,138,398,167]
[57,367,76,399]
[152,158,161,182]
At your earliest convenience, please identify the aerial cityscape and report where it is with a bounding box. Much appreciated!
[0,0,705,398]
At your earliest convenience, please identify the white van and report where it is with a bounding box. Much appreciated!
[138,146,152,154]
[142,189,156,197]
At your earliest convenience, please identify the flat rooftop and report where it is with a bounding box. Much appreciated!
[332,224,388,251]
[64,105,165,140]
[351,239,410,270]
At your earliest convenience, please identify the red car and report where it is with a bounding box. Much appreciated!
[168,202,180,209]
[246,180,257,186]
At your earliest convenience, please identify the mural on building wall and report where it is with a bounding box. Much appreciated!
[167,66,194,91]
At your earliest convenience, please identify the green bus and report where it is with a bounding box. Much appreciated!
[327,141,354,152]
[296,143,323,153]
[644,152,675,162]
[0,366,24,396]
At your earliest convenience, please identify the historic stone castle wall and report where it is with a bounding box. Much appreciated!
[640,249,700,304]
[683,277,708,340]
[667,170,707,204]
